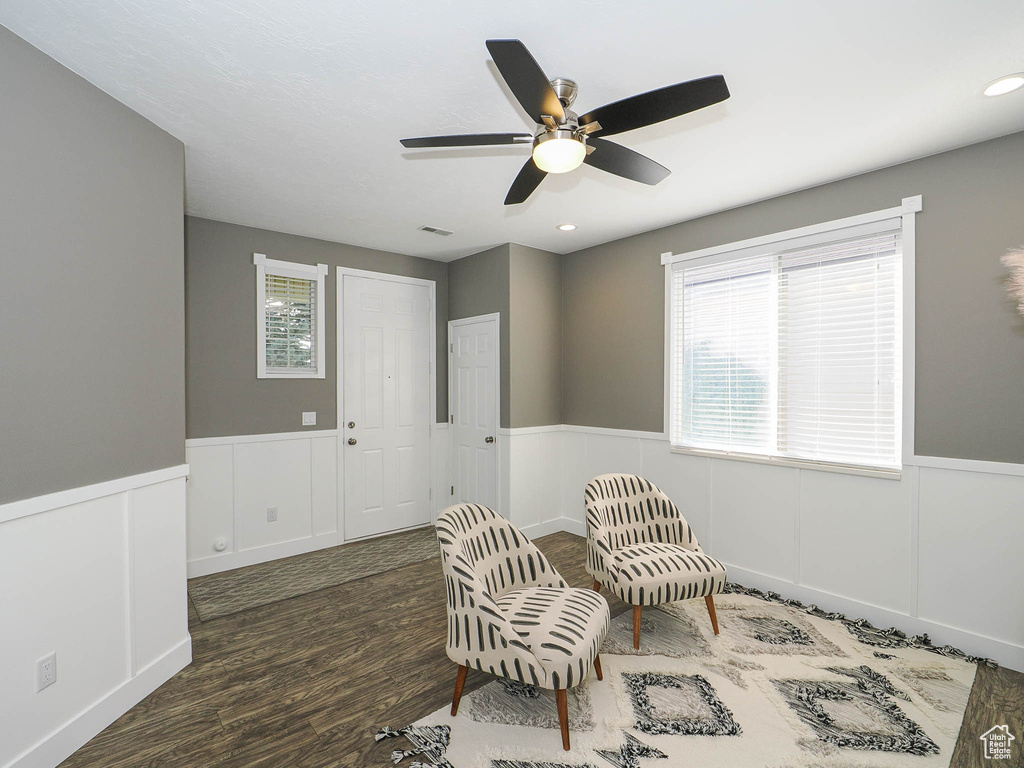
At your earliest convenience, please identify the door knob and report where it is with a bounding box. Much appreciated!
[348,421,355,429]
[485,435,495,444]
[348,438,357,445]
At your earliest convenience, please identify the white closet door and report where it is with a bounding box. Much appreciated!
[449,316,498,509]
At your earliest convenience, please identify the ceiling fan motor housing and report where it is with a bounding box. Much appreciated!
[549,77,578,108]
[536,80,589,156]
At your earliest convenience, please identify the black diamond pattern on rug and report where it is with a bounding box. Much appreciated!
[773,666,939,755]
[739,615,814,645]
[623,672,742,736]
[595,732,667,768]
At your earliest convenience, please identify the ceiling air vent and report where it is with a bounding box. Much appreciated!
[419,225,454,237]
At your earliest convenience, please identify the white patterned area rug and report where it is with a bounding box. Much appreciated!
[377,586,992,768]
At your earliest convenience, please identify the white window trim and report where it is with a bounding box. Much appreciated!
[662,195,920,479]
[254,252,328,379]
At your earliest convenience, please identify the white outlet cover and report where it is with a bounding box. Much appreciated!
[302,411,316,426]
[37,652,56,692]
[267,507,278,522]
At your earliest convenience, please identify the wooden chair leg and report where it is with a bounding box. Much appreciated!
[632,605,643,650]
[592,579,601,593]
[556,688,570,750]
[593,654,603,681]
[705,594,720,635]
[450,665,468,716]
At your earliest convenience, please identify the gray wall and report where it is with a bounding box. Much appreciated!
[185,217,448,437]
[510,244,562,427]
[0,26,185,504]
[447,245,511,428]
[562,130,1024,463]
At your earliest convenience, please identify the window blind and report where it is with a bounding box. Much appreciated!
[671,229,902,470]
[264,273,317,372]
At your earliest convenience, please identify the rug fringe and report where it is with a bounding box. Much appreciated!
[374,725,452,767]
[722,583,997,667]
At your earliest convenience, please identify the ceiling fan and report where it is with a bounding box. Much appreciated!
[400,39,730,205]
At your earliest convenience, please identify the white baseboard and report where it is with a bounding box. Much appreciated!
[554,517,586,537]
[520,517,586,540]
[187,532,339,578]
[7,638,192,768]
[721,563,1024,671]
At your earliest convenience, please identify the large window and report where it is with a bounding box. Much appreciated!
[668,207,913,474]
[254,253,327,378]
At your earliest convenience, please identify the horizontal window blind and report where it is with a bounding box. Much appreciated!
[671,229,902,470]
[265,273,317,372]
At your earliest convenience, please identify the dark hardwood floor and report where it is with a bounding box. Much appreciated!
[59,531,1020,768]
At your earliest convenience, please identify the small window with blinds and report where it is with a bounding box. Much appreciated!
[254,253,328,379]
[669,222,903,472]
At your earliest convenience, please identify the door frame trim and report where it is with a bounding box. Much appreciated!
[447,313,502,516]
[337,267,437,543]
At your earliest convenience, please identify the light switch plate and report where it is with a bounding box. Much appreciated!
[302,411,316,426]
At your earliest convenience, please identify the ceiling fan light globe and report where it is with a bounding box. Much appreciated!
[532,131,586,174]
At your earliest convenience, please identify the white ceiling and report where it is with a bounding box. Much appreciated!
[3,1,1024,261]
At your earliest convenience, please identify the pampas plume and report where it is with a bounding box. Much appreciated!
[1003,247,1024,316]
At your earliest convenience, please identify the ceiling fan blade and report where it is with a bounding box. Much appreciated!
[504,158,547,205]
[486,39,565,125]
[584,137,670,185]
[579,75,729,137]
[401,133,532,148]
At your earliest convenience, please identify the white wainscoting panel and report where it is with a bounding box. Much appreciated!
[311,436,338,536]
[235,439,313,551]
[508,432,542,531]
[505,430,563,535]
[0,469,190,768]
[431,424,449,517]
[559,429,589,527]
[130,480,189,673]
[798,468,912,614]
[186,431,338,577]
[498,433,511,522]
[585,433,644,478]
[917,467,1024,650]
[711,459,799,583]
[535,430,564,528]
[184,444,234,563]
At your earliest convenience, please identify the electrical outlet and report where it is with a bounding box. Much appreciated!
[37,652,56,692]
[267,507,278,522]
[302,411,316,426]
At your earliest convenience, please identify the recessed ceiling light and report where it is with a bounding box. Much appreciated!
[557,224,577,232]
[983,74,1024,97]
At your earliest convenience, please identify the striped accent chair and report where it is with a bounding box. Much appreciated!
[585,474,727,650]
[436,503,610,750]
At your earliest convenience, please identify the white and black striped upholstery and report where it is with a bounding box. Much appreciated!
[585,474,727,607]
[436,504,609,690]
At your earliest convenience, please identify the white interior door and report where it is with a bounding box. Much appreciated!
[449,315,499,510]
[342,273,432,540]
